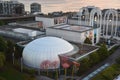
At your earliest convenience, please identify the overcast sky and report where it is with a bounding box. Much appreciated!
[15,0,120,13]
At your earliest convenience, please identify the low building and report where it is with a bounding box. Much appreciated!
[35,15,68,28]
[0,25,45,40]
[46,24,100,45]
[8,21,43,29]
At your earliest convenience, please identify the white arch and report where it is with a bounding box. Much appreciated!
[90,7,102,28]
[89,7,102,45]
[89,7,102,42]
[103,9,118,38]
[79,7,89,25]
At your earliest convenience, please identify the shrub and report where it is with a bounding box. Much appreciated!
[0,76,6,80]
[24,75,36,80]
[84,37,92,44]
[5,40,15,61]
[77,57,90,75]
[91,64,120,80]
[0,36,7,52]
[0,20,5,26]
[23,67,36,75]
[97,44,109,60]
[0,52,6,68]
[89,52,100,66]
[14,44,23,59]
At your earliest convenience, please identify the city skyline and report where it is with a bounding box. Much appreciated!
[17,0,120,13]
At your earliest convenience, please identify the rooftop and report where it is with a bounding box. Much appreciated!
[48,24,93,33]
[0,25,45,41]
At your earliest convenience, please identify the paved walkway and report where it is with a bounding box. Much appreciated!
[36,76,54,80]
[78,46,120,80]
[82,63,109,80]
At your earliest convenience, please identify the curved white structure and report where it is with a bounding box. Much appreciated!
[103,9,118,38]
[22,37,74,69]
[79,7,89,25]
[72,6,120,40]
[89,7,102,28]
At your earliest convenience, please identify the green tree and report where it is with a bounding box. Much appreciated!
[101,67,115,80]
[84,37,92,44]
[0,52,5,68]
[0,76,6,80]
[14,45,23,59]
[77,57,90,75]
[0,20,5,26]
[89,52,100,66]
[97,44,109,60]
[0,36,7,52]
[5,40,15,61]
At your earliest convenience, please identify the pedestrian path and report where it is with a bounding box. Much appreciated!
[82,63,110,80]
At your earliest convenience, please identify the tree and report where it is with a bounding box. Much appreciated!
[97,44,109,60]
[0,36,7,52]
[89,52,100,66]
[0,77,6,80]
[84,37,92,44]
[77,57,90,75]
[5,40,15,61]
[0,52,5,68]
[101,67,115,80]
[0,20,5,26]
[14,44,23,59]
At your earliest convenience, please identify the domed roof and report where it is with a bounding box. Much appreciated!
[22,37,74,69]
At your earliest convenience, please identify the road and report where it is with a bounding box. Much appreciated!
[78,46,120,80]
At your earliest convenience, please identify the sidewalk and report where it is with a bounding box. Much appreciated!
[36,76,54,80]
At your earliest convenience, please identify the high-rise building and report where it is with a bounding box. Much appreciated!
[31,3,41,13]
[0,0,24,16]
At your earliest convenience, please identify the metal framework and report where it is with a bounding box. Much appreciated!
[89,7,102,39]
[103,9,118,38]
[89,7,102,28]
[79,7,89,25]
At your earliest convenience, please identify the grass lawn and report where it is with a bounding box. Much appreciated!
[0,63,33,80]
[91,64,120,80]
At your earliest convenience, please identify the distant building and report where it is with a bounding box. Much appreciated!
[48,11,63,17]
[0,0,24,16]
[31,3,41,13]
[35,15,68,28]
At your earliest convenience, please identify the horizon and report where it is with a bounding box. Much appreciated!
[1,0,120,13]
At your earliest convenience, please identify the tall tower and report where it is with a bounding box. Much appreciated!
[30,3,41,13]
[0,0,24,16]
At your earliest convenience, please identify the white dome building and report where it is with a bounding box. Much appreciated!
[22,37,74,69]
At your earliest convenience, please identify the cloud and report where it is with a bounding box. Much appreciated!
[17,0,120,13]
[20,0,66,4]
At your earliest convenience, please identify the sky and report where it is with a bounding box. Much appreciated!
[15,0,120,13]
